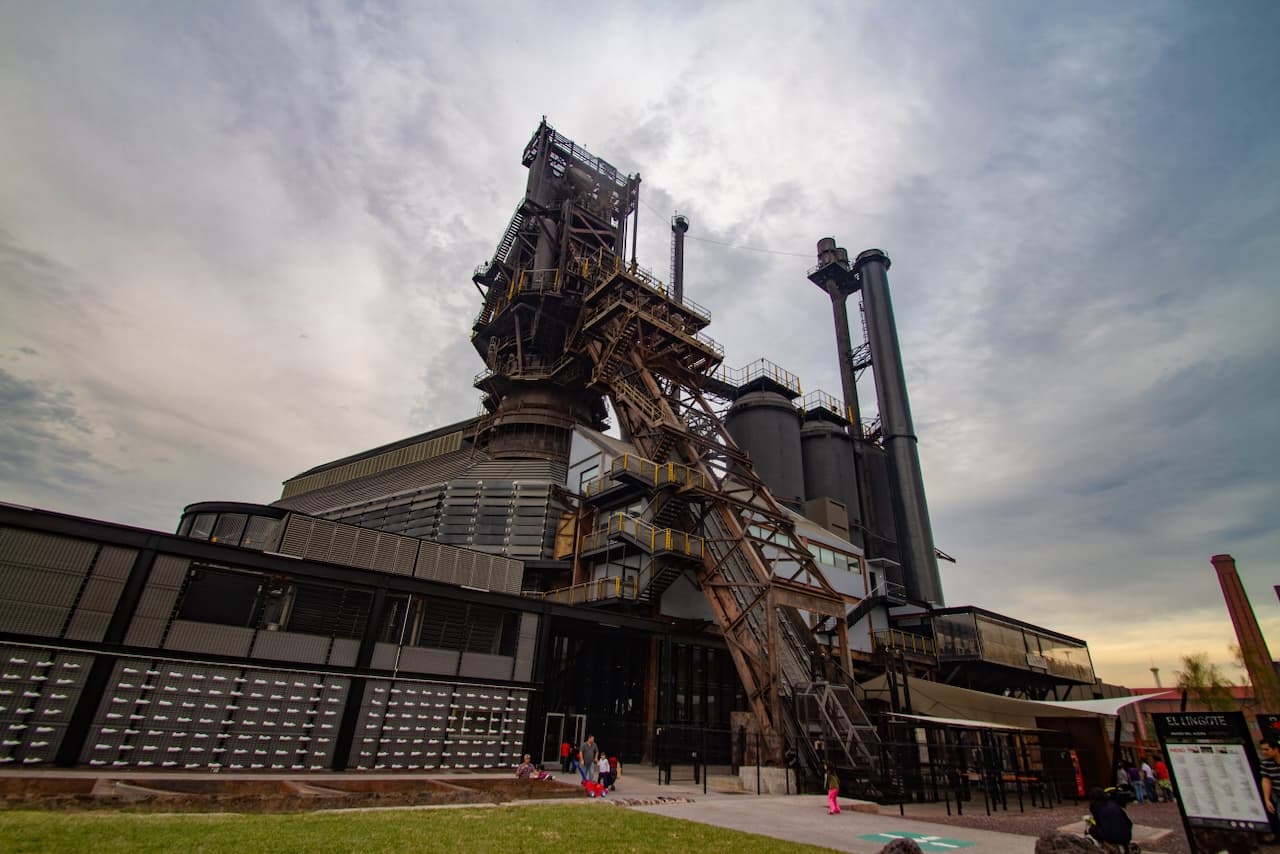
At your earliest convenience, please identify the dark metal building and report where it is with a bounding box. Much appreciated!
[0,119,1106,793]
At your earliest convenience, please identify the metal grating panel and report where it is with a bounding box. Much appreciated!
[85,659,350,770]
[0,527,97,572]
[277,516,423,578]
[163,622,254,658]
[347,679,529,771]
[64,545,137,642]
[0,645,93,766]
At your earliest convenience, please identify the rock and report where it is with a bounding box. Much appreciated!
[1035,831,1099,854]
[878,839,925,854]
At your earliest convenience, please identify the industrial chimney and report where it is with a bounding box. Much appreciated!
[671,214,689,304]
[1212,554,1280,712]
[855,249,944,606]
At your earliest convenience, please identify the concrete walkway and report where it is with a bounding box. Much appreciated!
[609,771,1041,853]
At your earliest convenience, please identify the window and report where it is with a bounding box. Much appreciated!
[241,515,279,550]
[177,565,266,627]
[176,564,371,638]
[411,599,520,656]
[578,464,600,493]
[211,513,247,546]
[188,513,216,541]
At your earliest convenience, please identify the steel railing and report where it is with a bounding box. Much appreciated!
[873,629,936,657]
[528,575,638,605]
[708,358,802,396]
[581,513,705,559]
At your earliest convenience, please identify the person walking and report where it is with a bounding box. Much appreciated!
[560,740,571,773]
[609,754,621,791]
[581,735,598,784]
[824,762,841,815]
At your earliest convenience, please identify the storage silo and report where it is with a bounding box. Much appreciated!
[726,384,805,512]
[799,397,863,550]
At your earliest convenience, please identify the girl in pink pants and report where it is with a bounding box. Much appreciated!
[825,762,841,814]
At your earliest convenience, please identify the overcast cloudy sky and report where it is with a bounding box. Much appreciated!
[2,1,1277,689]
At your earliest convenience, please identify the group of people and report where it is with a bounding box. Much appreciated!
[558,735,620,798]
[1114,755,1172,804]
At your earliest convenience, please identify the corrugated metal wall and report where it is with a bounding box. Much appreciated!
[275,514,523,595]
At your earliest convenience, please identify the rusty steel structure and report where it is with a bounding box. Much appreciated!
[469,120,880,774]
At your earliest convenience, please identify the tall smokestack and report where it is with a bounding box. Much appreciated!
[854,249,944,606]
[1212,554,1280,712]
[671,214,689,304]
[807,238,863,433]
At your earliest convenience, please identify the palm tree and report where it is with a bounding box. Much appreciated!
[1175,653,1236,712]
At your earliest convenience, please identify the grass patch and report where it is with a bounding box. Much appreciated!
[0,804,839,853]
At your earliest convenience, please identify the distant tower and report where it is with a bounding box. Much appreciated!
[1212,554,1280,712]
[1150,667,1162,688]
[671,214,689,304]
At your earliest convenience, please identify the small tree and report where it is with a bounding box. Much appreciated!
[1175,653,1236,712]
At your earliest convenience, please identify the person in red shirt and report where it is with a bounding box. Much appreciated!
[560,740,571,773]
[1152,756,1172,803]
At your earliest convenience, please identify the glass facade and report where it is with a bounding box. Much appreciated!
[931,609,1095,683]
[179,506,281,551]
[932,611,980,658]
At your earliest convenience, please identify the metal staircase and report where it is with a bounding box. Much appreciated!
[571,262,883,779]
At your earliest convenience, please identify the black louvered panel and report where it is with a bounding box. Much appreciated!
[287,584,372,640]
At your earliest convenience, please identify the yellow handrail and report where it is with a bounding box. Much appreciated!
[873,629,935,656]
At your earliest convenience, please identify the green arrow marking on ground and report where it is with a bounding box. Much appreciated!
[857,832,976,850]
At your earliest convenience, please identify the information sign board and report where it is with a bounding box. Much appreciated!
[1152,712,1268,833]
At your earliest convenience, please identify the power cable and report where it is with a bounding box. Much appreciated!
[637,197,811,259]
[684,234,811,259]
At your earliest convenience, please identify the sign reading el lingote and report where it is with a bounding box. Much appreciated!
[1152,712,1269,833]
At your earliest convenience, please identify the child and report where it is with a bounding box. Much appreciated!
[598,752,611,790]
[825,762,841,814]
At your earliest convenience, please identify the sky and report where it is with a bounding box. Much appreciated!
[2,1,1277,690]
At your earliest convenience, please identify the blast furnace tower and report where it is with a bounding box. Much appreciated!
[469,120,880,780]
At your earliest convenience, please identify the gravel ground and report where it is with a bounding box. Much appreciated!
[880,799,1194,854]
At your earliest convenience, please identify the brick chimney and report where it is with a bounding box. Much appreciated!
[1211,554,1280,713]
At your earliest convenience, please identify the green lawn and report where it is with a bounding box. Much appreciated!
[0,804,840,853]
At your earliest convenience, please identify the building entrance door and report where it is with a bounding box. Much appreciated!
[540,713,563,766]
[540,713,588,767]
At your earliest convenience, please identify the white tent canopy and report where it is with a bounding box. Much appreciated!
[860,676,1176,729]
[1024,691,1178,717]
